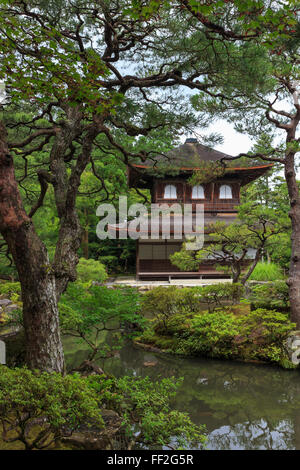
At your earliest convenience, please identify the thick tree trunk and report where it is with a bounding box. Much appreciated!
[285,152,300,327]
[0,122,64,372]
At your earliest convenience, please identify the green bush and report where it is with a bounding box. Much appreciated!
[140,286,202,334]
[140,305,296,368]
[77,258,107,283]
[0,366,103,450]
[180,308,295,364]
[0,282,21,300]
[178,311,240,357]
[198,283,245,312]
[0,366,205,450]
[88,375,206,449]
[98,255,119,274]
[249,280,289,310]
[249,262,284,281]
[140,284,244,334]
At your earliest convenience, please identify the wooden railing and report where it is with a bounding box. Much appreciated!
[154,198,240,211]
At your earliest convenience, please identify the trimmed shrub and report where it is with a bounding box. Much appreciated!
[249,280,289,310]
[77,258,107,283]
[140,284,246,334]
[198,283,245,312]
[140,286,203,334]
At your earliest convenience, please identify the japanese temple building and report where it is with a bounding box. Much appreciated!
[123,138,272,281]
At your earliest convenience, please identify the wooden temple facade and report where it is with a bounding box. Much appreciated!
[125,138,272,281]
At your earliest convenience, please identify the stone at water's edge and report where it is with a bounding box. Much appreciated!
[285,330,300,366]
[0,339,5,364]
[0,329,26,367]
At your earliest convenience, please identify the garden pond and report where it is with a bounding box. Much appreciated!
[64,336,300,450]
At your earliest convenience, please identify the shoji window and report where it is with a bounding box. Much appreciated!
[164,184,177,199]
[219,184,232,199]
[192,185,205,199]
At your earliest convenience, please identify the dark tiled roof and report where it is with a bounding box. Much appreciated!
[137,140,270,171]
[141,140,234,170]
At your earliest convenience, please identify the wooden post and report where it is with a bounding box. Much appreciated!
[136,239,140,281]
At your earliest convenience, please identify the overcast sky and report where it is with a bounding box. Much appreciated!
[180,119,253,156]
[204,121,253,156]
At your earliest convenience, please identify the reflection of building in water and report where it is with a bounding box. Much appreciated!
[206,419,295,450]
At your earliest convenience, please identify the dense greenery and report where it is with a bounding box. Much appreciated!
[88,374,206,450]
[138,285,296,369]
[76,258,108,284]
[248,281,289,310]
[0,366,104,450]
[171,194,289,284]
[60,283,143,361]
[140,283,245,327]
[0,366,205,450]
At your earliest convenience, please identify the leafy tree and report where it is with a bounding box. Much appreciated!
[249,280,290,310]
[171,202,288,284]
[241,175,294,269]
[59,283,143,361]
[184,2,300,324]
[0,364,205,450]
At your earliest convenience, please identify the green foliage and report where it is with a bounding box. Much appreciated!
[181,308,294,364]
[171,198,288,284]
[249,280,289,309]
[139,296,296,368]
[76,258,107,283]
[0,282,21,299]
[182,308,295,366]
[198,283,245,312]
[97,255,119,274]
[169,249,199,272]
[140,284,244,334]
[140,286,203,334]
[0,365,205,450]
[88,374,206,449]
[0,366,103,450]
[59,283,143,360]
[249,262,284,281]
[188,161,225,185]
[183,311,240,358]
[0,282,23,328]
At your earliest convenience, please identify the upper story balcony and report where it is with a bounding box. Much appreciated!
[154,198,240,212]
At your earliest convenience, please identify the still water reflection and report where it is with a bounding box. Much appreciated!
[64,337,300,450]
